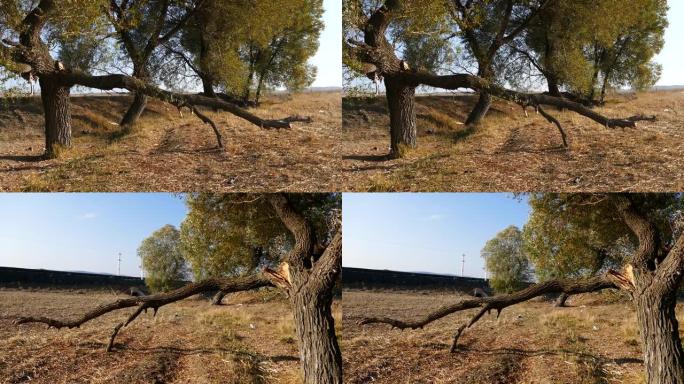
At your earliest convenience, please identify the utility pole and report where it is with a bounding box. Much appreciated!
[461,253,465,277]
[117,252,121,276]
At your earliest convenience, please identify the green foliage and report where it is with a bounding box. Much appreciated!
[138,224,188,292]
[180,193,340,281]
[522,194,684,281]
[482,225,531,293]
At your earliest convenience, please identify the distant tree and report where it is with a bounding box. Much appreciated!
[138,224,188,292]
[482,225,531,293]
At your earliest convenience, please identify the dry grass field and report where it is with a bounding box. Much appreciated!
[0,288,341,384]
[342,289,684,384]
[341,91,684,192]
[0,91,341,192]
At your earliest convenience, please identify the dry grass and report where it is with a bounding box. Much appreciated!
[341,91,684,192]
[0,91,341,192]
[342,289,684,384]
[0,288,341,384]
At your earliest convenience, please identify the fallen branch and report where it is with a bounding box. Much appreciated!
[15,274,274,351]
[360,274,619,351]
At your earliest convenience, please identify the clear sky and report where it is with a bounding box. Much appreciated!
[310,0,342,88]
[655,1,684,86]
[342,193,531,278]
[0,193,187,277]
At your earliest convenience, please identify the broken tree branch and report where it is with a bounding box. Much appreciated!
[15,274,273,351]
[360,274,619,351]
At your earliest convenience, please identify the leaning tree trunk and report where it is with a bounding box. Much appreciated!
[634,287,684,384]
[385,77,416,158]
[40,78,72,157]
[554,292,569,307]
[120,92,148,129]
[211,290,226,305]
[292,288,342,383]
[547,76,562,98]
[465,91,492,126]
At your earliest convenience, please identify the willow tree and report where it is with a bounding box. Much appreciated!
[362,193,684,384]
[511,0,667,103]
[180,193,283,303]
[481,225,531,294]
[0,0,301,157]
[238,0,323,104]
[344,0,656,157]
[14,193,343,383]
[107,0,204,129]
[139,224,189,292]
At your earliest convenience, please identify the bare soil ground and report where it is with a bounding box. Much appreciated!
[0,91,341,192]
[341,91,684,192]
[0,288,341,384]
[342,289,684,384]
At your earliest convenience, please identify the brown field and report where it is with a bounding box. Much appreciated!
[0,288,341,384]
[0,91,341,192]
[342,289,684,384]
[341,91,684,192]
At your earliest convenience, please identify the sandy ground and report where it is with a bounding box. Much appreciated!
[0,92,341,192]
[341,91,684,192]
[342,289,684,384]
[0,288,341,384]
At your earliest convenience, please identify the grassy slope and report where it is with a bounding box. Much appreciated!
[0,92,341,192]
[342,91,684,192]
[342,289,684,384]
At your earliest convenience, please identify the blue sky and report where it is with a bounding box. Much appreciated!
[0,194,187,277]
[343,193,531,278]
[310,0,342,87]
[654,1,684,86]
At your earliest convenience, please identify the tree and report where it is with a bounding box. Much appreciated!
[107,0,204,129]
[0,1,303,158]
[344,0,656,158]
[138,224,188,292]
[180,193,283,303]
[481,225,531,293]
[361,193,684,384]
[14,193,342,383]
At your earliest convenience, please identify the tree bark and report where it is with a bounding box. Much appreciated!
[547,76,562,98]
[634,288,684,384]
[202,76,216,98]
[210,290,226,305]
[385,77,416,158]
[292,287,342,384]
[120,92,148,129]
[40,77,72,157]
[255,72,266,106]
[465,91,492,126]
[554,292,568,307]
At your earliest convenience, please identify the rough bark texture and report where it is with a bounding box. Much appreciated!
[634,289,684,384]
[292,286,342,383]
[210,290,226,305]
[385,77,416,157]
[40,77,72,156]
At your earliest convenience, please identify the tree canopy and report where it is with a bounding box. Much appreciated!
[138,224,189,292]
[481,225,531,293]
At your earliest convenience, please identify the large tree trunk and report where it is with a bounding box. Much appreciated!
[255,72,266,106]
[120,92,148,129]
[554,292,569,307]
[465,91,492,126]
[202,77,216,98]
[210,290,226,305]
[465,65,493,126]
[292,288,342,384]
[40,78,72,157]
[385,77,416,158]
[634,288,684,384]
[547,76,562,98]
